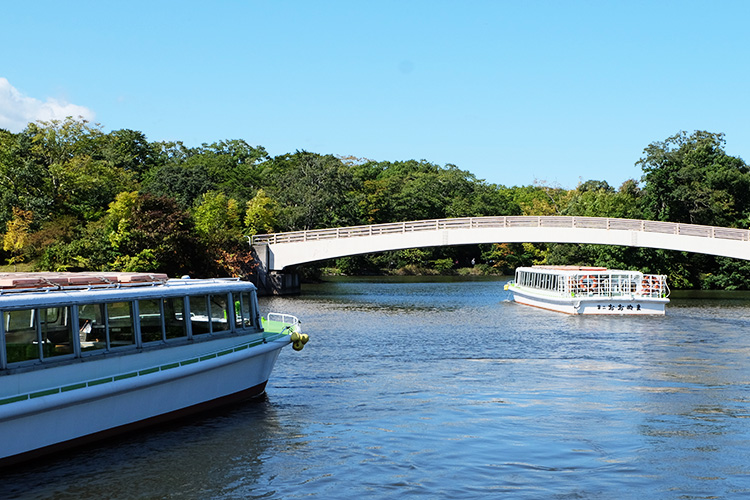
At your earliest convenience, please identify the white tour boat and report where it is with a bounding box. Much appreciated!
[0,272,306,466]
[505,266,669,315]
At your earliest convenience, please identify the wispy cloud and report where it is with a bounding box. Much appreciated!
[0,77,95,132]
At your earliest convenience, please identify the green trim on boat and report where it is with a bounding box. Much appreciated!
[89,377,113,386]
[61,383,87,392]
[1,333,290,406]
[30,388,60,399]
[0,395,28,405]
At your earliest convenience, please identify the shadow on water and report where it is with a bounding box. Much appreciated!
[0,395,296,500]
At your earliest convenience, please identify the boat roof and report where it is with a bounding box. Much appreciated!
[0,272,256,309]
[529,266,608,271]
[0,272,169,290]
[516,266,645,275]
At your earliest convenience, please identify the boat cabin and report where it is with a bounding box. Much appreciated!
[0,273,263,371]
[513,266,668,298]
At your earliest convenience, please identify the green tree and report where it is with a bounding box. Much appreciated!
[244,189,277,236]
[53,154,135,221]
[142,163,216,208]
[193,190,243,247]
[563,179,644,219]
[0,129,54,225]
[188,140,268,202]
[482,242,543,274]
[19,118,138,222]
[97,129,159,180]
[638,131,750,226]
[356,160,517,223]
[142,140,268,209]
[105,193,207,276]
[510,183,572,216]
[264,151,359,230]
[36,218,115,272]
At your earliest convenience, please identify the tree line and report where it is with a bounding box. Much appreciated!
[1,118,749,288]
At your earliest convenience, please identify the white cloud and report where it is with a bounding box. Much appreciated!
[0,77,95,132]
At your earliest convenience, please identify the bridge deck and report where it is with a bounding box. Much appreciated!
[251,216,750,270]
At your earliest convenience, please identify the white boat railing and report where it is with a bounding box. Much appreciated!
[562,273,668,298]
[251,216,750,246]
[266,313,301,333]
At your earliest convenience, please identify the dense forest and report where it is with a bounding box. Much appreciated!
[1,118,749,289]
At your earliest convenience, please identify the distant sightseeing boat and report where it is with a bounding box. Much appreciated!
[0,272,306,466]
[505,266,669,315]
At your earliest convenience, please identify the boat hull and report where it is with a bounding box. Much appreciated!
[0,336,287,466]
[509,286,667,315]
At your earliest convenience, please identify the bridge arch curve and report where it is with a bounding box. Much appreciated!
[251,216,750,271]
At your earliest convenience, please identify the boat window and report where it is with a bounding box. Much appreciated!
[3,309,40,363]
[238,292,253,328]
[79,303,106,352]
[189,295,211,335]
[108,301,136,348]
[164,297,187,340]
[2,307,74,364]
[139,299,164,343]
[42,306,73,358]
[210,294,231,333]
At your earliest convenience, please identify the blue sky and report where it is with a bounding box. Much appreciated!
[2,1,749,189]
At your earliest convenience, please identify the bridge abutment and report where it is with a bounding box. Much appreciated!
[250,244,301,295]
[256,270,301,296]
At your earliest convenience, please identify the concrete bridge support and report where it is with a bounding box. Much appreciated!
[249,244,301,296]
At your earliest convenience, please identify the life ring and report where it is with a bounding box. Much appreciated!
[579,275,598,293]
[578,276,588,292]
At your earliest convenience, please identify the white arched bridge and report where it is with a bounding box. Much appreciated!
[251,216,750,273]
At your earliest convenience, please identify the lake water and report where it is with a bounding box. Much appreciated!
[2,277,750,499]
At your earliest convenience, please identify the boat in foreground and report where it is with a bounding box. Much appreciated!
[0,272,305,466]
[505,266,669,315]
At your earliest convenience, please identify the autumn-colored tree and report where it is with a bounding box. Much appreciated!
[3,207,33,269]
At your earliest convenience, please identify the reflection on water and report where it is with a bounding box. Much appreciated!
[2,277,750,499]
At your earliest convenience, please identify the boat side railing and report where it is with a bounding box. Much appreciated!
[563,272,668,298]
[251,216,750,245]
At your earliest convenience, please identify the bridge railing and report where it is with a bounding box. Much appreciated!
[251,216,750,245]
